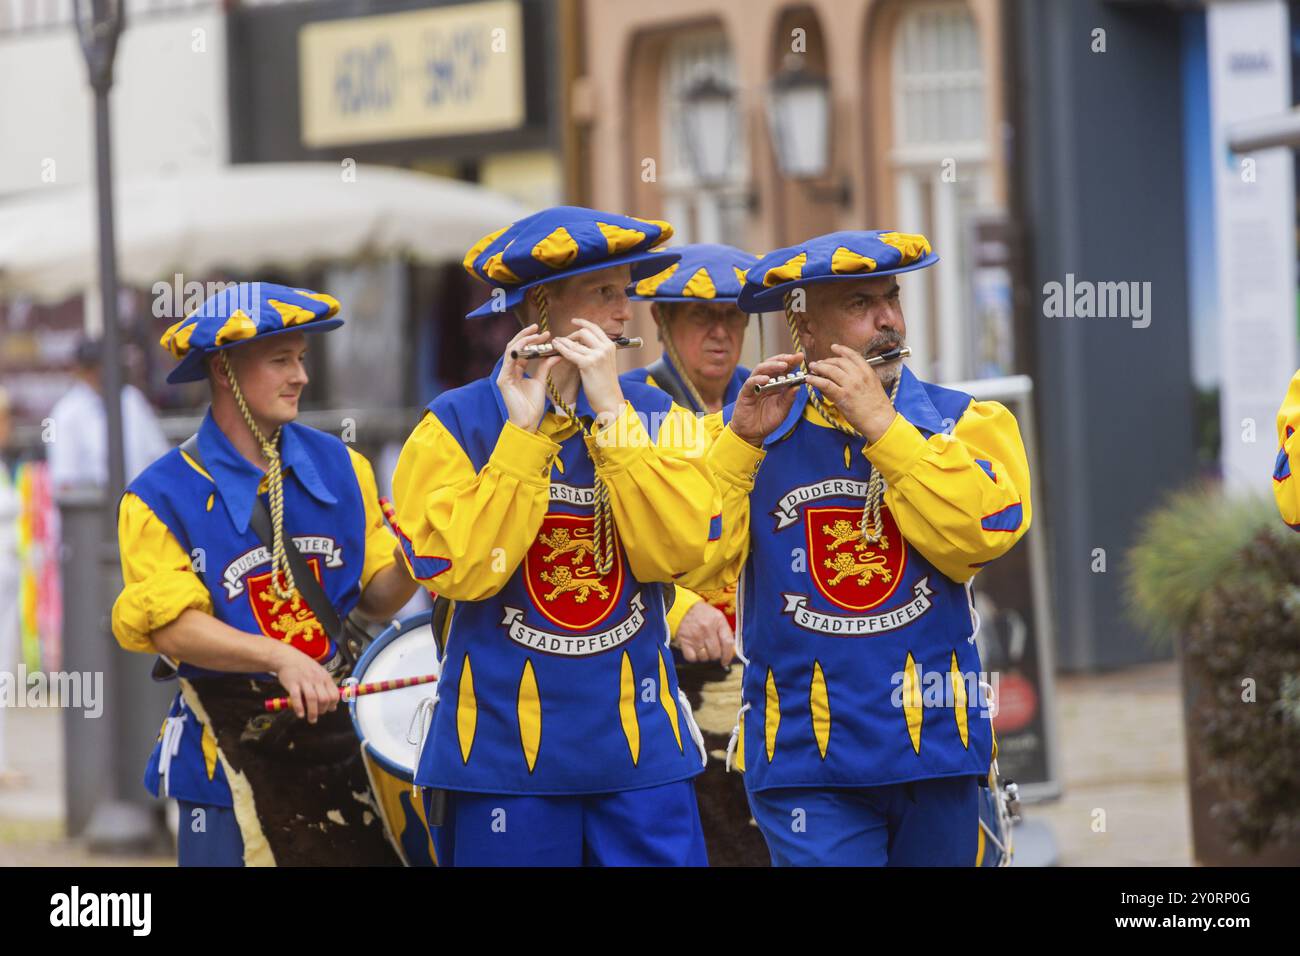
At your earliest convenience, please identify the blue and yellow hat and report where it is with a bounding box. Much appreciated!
[629,243,759,306]
[737,230,937,313]
[463,205,680,319]
[159,282,342,384]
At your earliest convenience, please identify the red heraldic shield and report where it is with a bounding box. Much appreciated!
[805,505,907,613]
[246,557,331,660]
[524,513,625,631]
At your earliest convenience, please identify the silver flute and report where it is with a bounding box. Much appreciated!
[753,346,911,395]
[511,336,644,360]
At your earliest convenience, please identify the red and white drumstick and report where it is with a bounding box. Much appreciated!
[263,672,439,712]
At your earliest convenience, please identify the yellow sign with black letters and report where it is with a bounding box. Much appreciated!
[299,0,525,148]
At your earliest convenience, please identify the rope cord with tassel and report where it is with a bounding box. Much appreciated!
[657,311,709,414]
[532,286,615,575]
[220,351,296,599]
[783,292,902,546]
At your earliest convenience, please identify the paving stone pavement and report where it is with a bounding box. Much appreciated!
[0,660,1194,866]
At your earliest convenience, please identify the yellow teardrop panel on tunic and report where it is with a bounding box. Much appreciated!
[618,651,640,766]
[658,650,683,752]
[201,722,219,780]
[843,443,852,470]
[735,705,746,772]
[902,652,922,754]
[809,660,831,759]
[457,654,477,764]
[764,668,781,762]
[950,651,969,749]
[517,658,542,772]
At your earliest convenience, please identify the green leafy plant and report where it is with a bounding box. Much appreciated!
[1127,482,1300,852]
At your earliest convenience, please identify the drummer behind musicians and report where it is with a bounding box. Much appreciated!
[622,243,756,665]
[111,283,418,866]
[390,206,723,866]
[691,230,1033,866]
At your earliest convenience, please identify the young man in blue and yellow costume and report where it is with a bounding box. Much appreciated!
[620,243,770,864]
[1273,370,1300,526]
[692,230,1032,866]
[390,207,723,866]
[112,283,419,866]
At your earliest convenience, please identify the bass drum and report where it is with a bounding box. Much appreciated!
[349,610,444,867]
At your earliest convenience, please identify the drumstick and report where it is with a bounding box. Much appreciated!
[263,672,439,712]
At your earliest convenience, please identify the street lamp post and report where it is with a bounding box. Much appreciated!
[71,0,164,856]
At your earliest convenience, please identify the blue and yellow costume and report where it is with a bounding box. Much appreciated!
[111,284,401,866]
[1274,370,1300,527]
[686,230,1033,866]
[392,207,724,866]
[622,243,756,635]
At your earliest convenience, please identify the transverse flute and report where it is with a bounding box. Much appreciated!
[511,336,644,360]
[752,346,911,395]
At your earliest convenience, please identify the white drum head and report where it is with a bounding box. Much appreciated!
[353,621,442,778]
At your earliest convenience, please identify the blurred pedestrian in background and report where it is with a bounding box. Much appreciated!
[46,337,169,492]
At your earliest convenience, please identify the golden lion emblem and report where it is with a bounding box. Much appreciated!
[260,590,324,645]
[538,527,598,564]
[823,551,893,587]
[823,517,889,552]
[539,565,611,603]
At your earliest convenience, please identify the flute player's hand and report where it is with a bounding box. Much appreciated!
[807,344,899,442]
[729,353,804,448]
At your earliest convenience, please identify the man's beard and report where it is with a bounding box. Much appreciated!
[866,331,906,391]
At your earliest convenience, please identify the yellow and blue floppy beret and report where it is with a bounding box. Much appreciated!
[159,282,342,384]
[629,243,759,307]
[463,205,680,319]
[736,230,937,313]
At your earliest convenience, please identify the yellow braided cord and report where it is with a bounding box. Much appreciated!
[533,287,615,574]
[783,293,902,545]
[658,316,709,414]
[220,351,296,599]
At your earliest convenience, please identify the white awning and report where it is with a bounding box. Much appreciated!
[0,163,528,304]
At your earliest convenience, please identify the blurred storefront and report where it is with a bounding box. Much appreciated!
[574,0,1015,384]
[227,0,571,410]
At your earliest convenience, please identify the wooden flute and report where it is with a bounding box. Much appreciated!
[753,346,911,395]
[511,336,644,360]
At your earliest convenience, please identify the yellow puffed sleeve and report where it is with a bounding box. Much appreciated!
[1274,369,1300,528]
[391,411,560,601]
[665,585,704,638]
[585,401,722,583]
[865,399,1032,583]
[112,493,214,654]
[347,447,399,592]
[675,423,764,593]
